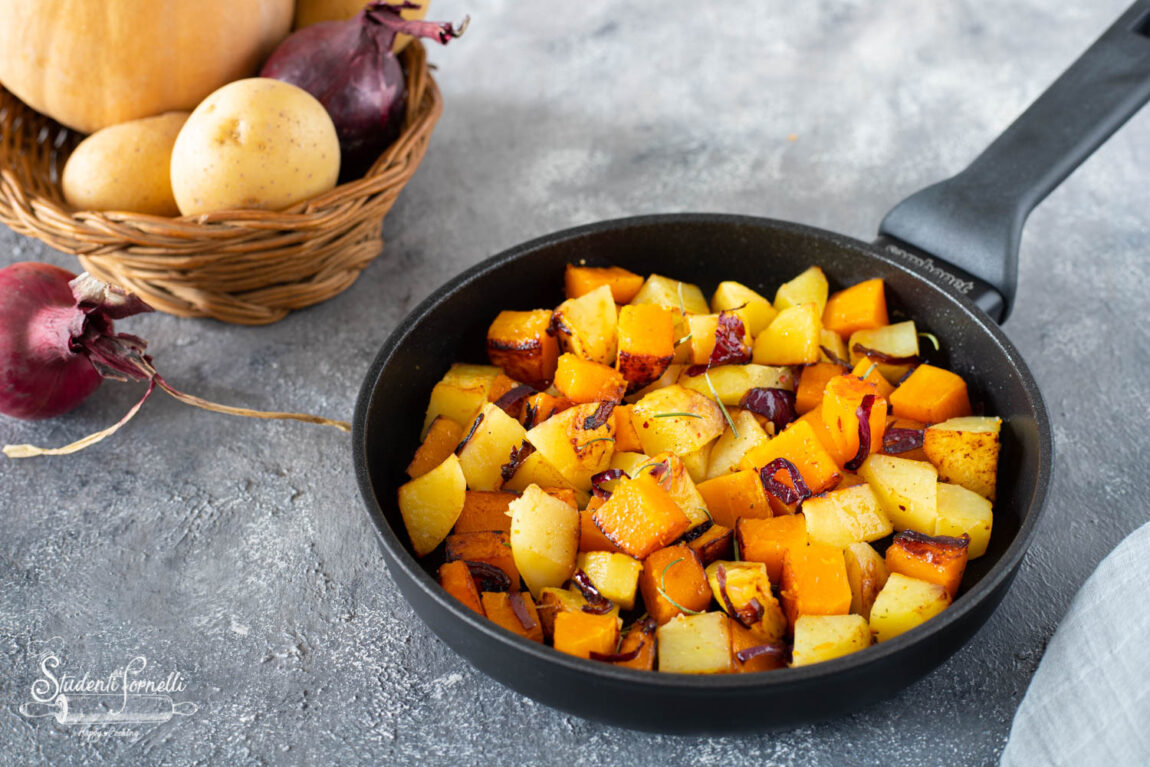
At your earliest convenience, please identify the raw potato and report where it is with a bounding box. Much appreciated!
[62,112,189,216]
[170,78,339,215]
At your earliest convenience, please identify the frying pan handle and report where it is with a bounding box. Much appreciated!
[878,0,1150,323]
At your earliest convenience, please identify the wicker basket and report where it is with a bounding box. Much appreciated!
[0,42,442,325]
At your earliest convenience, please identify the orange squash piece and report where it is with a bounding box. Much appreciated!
[452,490,516,534]
[438,560,485,616]
[849,358,895,399]
[885,530,970,598]
[687,523,734,565]
[614,617,658,670]
[740,419,843,501]
[779,544,852,626]
[696,470,772,528]
[565,264,645,303]
[730,620,786,672]
[553,353,627,404]
[821,375,887,468]
[445,531,520,588]
[795,408,848,470]
[795,362,846,415]
[486,309,559,386]
[521,391,573,428]
[889,364,972,424]
[591,472,691,559]
[736,515,808,584]
[616,304,675,393]
[486,373,521,408]
[406,416,465,478]
[638,544,712,625]
[822,278,888,338]
[553,610,621,659]
[579,509,623,553]
[613,405,643,452]
[481,591,544,642]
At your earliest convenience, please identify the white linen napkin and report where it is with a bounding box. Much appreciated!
[1000,519,1150,766]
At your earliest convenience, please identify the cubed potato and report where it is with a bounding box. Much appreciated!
[397,454,467,557]
[616,304,676,393]
[481,591,544,642]
[553,610,621,659]
[406,415,465,479]
[552,284,618,365]
[486,309,560,386]
[802,483,892,547]
[858,453,939,533]
[935,482,993,558]
[508,485,580,597]
[736,514,808,584]
[678,364,796,406]
[502,450,583,504]
[591,472,691,559]
[869,572,951,642]
[679,443,712,485]
[438,560,485,616]
[773,266,829,315]
[711,280,777,336]
[577,551,644,610]
[705,409,769,479]
[565,264,644,303]
[656,612,733,674]
[457,403,530,491]
[609,450,652,476]
[843,542,889,621]
[819,328,849,365]
[791,614,871,667]
[421,363,503,436]
[524,401,616,491]
[705,561,787,643]
[638,544,711,625]
[923,416,1001,501]
[849,321,918,382]
[629,385,725,456]
[885,530,969,599]
[630,274,710,315]
[445,531,520,589]
[625,363,685,402]
[752,302,822,365]
[780,544,853,626]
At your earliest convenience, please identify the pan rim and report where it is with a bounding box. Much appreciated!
[352,211,1052,695]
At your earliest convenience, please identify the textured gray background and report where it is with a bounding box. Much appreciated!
[2,1,1148,765]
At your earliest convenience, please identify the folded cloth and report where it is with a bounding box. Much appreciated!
[1000,519,1150,767]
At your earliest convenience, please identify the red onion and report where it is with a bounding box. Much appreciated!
[493,384,535,418]
[884,426,925,454]
[758,457,812,505]
[499,440,535,484]
[709,311,751,367]
[261,2,467,180]
[0,263,348,458]
[590,468,628,501]
[572,570,614,615]
[739,387,797,433]
[844,394,876,471]
[851,343,920,367]
[582,400,616,430]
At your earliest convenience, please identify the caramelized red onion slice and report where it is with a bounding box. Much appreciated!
[819,345,851,368]
[708,311,751,367]
[739,387,797,433]
[883,426,925,454]
[500,440,535,484]
[851,343,920,366]
[758,457,812,505]
[464,561,512,592]
[715,563,739,619]
[591,468,628,501]
[589,647,642,663]
[455,412,484,454]
[735,643,788,663]
[522,401,541,430]
[844,394,876,471]
[493,384,535,416]
[583,400,616,430]
[508,591,537,631]
[572,570,615,615]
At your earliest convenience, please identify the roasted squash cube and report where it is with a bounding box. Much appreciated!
[736,514,808,584]
[553,610,621,659]
[553,353,627,404]
[696,470,771,529]
[740,419,843,499]
[520,391,572,428]
[636,451,711,530]
[730,620,787,672]
[565,263,645,303]
[445,530,520,589]
[537,587,588,639]
[780,544,852,626]
[889,364,972,424]
[885,530,969,599]
[794,362,844,416]
[578,509,623,553]
[687,523,734,565]
[791,614,871,667]
[438,560,485,616]
[820,374,887,468]
[616,304,675,394]
[638,544,711,625]
[481,591,544,643]
[406,415,465,479]
[398,454,467,557]
[822,278,888,338]
[686,312,752,366]
[453,490,516,535]
[486,309,559,386]
[656,612,733,674]
[615,617,658,670]
[591,472,691,559]
[869,573,951,642]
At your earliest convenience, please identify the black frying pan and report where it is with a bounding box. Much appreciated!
[353,3,1150,733]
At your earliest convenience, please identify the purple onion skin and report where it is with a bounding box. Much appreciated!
[261,3,466,181]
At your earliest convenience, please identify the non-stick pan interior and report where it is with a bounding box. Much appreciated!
[353,213,1050,732]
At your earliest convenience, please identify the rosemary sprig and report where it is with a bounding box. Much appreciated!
[653,411,703,419]
[657,558,703,615]
[580,437,616,448]
[918,331,940,351]
[704,370,739,438]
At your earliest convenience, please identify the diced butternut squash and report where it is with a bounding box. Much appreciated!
[656,612,733,674]
[795,362,844,416]
[687,523,734,565]
[752,302,822,365]
[576,551,644,610]
[935,482,993,558]
[398,454,467,557]
[612,405,643,452]
[626,363,685,402]
[885,530,969,599]
[686,312,751,366]
[481,591,544,643]
[791,614,871,666]
[740,419,843,501]
[486,309,559,387]
[438,560,485,616]
[630,274,709,315]
[850,357,895,399]
[923,416,1001,500]
[639,544,711,625]
[736,514,808,584]
[696,470,771,528]
[591,471,691,559]
[508,485,580,598]
[553,610,621,659]
[486,373,521,408]
[779,544,852,626]
[636,452,711,530]
[858,453,939,533]
[552,284,618,365]
[869,573,951,642]
[537,587,588,639]
[822,278,888,338]
[520,391,572,429]
[705,409,769,479]
[711,280,777,335]
[553,353,627,404]
[615,617,658,670]
[615,304,675,393]
[774,266,829,315]
[453,490,516,535]
[705,561,787,643]
[421,363,503,436]
[730,620,787,672]
[565,263,644,303]
[678,364,796,406]
[849,321,918,383]
[820,375,887,467]
[457,403,529,491]
[889,364,972,424]
[445,530,520,589]
[629,384,725,456]
[579,509,623,553]
[843,542,889,621]
[801,483,892,547]
[406,415,465,478]
[524,401,616,491]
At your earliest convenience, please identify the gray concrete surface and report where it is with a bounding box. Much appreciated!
[2,1,1148,764]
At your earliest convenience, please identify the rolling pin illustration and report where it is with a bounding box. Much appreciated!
[20,693,198,724]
